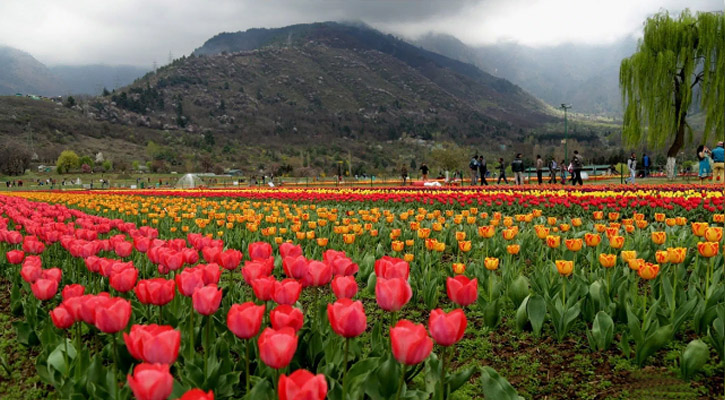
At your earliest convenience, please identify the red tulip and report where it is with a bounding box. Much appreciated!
[6,249,24,264]
[61,283,85,300]
[283,255,309,280]
[251,276,277,301]
[62,296,83,321]
[199,263,221,285]
[374,256,409,280]
[135,278,176,306]
[202,246,222,264]
[42,267,63,283]
[110,264,139,293]
[273,279,302,305]
[79,293,112,324]
[133,236,151,253]
[258,327,298,369]
[302,261,332,287]
[161,251,185,272]
[20,262,42,283]
[182,248,199,265]
[114,241,134,258]
[123,324,181,364]
[127,363,174,400]
[327,298,367,338]
[270,305,304,333]
[219,249,243,271]
[279,242,302,259]
[248,241,272,260]
[192,284,222,315]
[227,302,265,339]
[175,267,205,297]
[242,260,272,285]
[390,320,433,365]
[95,297,132,333]
[446,276,478,306]
[326,253,359,276]
[50,304,75,329]
[179,389,214,400]
[31,278,58,301]
[428,308,467,346]
[331,275,358,299]
[278,369,327,400]
[375,277,412,312]
[23,238,45,254]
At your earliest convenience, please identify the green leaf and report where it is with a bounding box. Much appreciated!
[508,275,530,309]
[527,295,546,337]
[446,366,476,394]
[680,339,709,380]
[13,320,39,347]
[588,311,614,352]
[515,296,530,331]
[479,366,521,400]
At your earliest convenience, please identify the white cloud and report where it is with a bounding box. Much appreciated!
[0,0,720,66]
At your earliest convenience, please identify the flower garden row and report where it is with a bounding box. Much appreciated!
[0,186,723,399]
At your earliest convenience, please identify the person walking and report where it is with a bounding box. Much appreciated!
[559,159,567,184]
[478,155,488,186]
[511,153,524,185]
[469,155,479,185]
[626,153,637,184]
[548,158,558,184]
[535,155,544,184]
[571,151,584,186]
[497,158,508,184]
[697,145,712,182]
[642,153,651,177]
[401,165,408,186]
[712,141,724,183]
[419,162,429,181]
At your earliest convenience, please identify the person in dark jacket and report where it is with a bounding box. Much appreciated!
[469,155,479,185]
[571,151,584,186]
[497,158,508,184]
[511,153,524,185]
[478,156,488,186]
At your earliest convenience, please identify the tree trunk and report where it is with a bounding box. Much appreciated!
[665,119,686,180]
[665,157,677,180]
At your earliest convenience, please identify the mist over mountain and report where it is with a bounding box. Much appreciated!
[0,45,66,96]
[414,33,637,117]
[50,65,150,96]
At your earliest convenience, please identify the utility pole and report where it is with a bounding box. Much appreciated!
[560,104,572,162]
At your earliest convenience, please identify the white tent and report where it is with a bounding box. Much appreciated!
[175,173,204,189]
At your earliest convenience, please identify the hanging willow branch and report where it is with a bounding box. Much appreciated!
[620,10,724,157]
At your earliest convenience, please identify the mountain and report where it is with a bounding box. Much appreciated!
[50,65,150,96]
[0,46,66,96]
[414,33,637,117]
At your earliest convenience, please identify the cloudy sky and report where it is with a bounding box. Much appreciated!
[0,0,721,66]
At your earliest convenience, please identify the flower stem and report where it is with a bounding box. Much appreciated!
[440,346,447,400]
[395,364,407,400]
[342,338,350,400]
[245,339,251,393]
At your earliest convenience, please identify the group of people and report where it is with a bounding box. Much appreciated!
[467,151,585,186]
[698,141,725,182]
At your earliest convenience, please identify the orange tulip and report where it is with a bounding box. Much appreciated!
[620,250,637,262]
[434,242,446,252]
[405,240,415,247]
[391,228,402,238]
[502,228,517,241]
[605,227,619,239]
[638,262,660,280]
[275,236,284,244]
[546,235,561,249]
[455,231,466,241]
[503,217,513,227]
[559,224,571,232]
[705,227,723,243]
[675,217,687,226]
[594,224,606,233]
[295,232,306,240]
[305,231,316,240]
[532,209,542,217]
[599,253,616,268]
[692,222,709,237]
[628,258,644,271]
[565,238,583,252]
[432,222,443,232]
[317,238,329,247]
[697,242,719,258]
[535,226,550,239]
[633,213,645,221]
[571,218,582,227]
[410,222,420,231]
[506,244,520,255]
[584,233,602,247]
[484,257,499,271]
[655,250,669,264]
[608,212,620,221]
[404,253,414,262]
[417,228,431,239]
[713,214,725,223]
[425,239,437,251]
[466,216,477,225]
[665,218,676,227]
[547,217,557,226]
[654,213,665,222]
[343,234,356,244]
[635,220,648,229]
[609,235,624,249]
[452,263,466,275]
[592,211,603,220]
[391,241,405,252]
[478,225,495,238]
[458,241,472,253]
[555,260,574,276]
[666,247,686,264]
[651,231,666,245]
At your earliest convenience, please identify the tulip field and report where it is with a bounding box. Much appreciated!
[0,185,723,399]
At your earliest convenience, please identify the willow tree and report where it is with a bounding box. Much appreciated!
[620,10,724,178]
